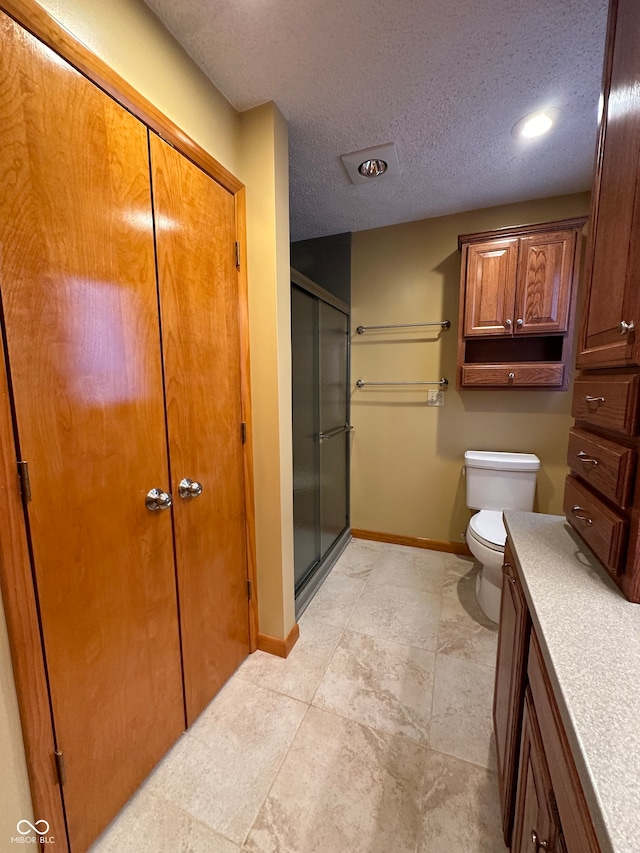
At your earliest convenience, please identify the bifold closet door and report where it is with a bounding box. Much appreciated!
[149,133,250,725]
[0,14,184,853]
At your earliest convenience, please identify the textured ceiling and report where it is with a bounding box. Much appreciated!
[142,0,609,241]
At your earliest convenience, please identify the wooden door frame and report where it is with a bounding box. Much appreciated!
[0,2,259,849]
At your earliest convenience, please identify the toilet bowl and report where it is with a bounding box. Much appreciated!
[466,509,506,623]
[464,451,540,623]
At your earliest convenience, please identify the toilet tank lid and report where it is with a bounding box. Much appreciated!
[464,450,540,472]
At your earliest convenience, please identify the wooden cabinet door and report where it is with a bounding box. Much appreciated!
[579,0,640,368]
[463,239,519,335]
[512,691,558,853]
[0,16,184,852]
[493,540,531,846]
[150,133,250,725]
[515,231,576,334]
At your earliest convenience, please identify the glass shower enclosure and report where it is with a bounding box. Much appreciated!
[291,269,350,615]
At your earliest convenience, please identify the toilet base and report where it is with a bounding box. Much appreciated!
[475,568,501,623]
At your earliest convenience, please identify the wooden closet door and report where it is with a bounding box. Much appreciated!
[149,133,250,724]
[0,15,184,851]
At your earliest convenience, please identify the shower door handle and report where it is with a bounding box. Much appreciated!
[319,425,353,443]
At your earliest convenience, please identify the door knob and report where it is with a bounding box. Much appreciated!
[145,488,172,511]
[178,478,203,500]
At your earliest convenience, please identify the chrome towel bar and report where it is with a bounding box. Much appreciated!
[356,320,450,334]
[356,378,448,388]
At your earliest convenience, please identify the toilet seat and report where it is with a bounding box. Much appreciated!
[468,510,506,551]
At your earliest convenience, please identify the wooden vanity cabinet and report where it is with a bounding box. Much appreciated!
[457,219,585,390]
[564,0,640,604]
[493,540,530,846]
[511,690,562,853]
[494,540,601,853]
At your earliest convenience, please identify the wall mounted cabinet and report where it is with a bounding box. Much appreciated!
[564,0,640,604]
[457,218,586,390]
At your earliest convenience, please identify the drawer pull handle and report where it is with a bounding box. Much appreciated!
[620,320,635,335]
[577,451,598,467]
[531,830,549,851]
[584,395,605,406]
[504,318,512,329]
[572,505,593,526]
[508,372,515,380]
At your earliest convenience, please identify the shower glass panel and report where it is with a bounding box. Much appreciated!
[319,301,349,555]
[291,286,320,588]
[291,277,350,602]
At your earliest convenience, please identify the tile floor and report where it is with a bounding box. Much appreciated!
[91,539,507,853]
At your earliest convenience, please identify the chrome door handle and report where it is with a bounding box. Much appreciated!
[516,318,523,328]
[319,425,353,443]
[146,488,172,511]
[504,318,512,330]
[572,505,593,526]
[584,395,605,406]
[178,478,203,499]
[577,451,598,466]
[531,830,549,851]
[620,320,635,334]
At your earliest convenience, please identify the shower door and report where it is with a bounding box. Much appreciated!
[291,271,350,612]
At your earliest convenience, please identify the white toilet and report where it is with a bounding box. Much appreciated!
[464,450,540,623]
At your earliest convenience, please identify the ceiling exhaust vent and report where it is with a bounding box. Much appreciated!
[341,143,401,186]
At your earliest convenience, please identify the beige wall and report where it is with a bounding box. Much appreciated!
[240,104,296,638]
[0,0,293,838]
[38,0,241,176]
[351,192,591,544]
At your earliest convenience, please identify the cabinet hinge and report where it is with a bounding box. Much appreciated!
[17,461,31,503]
[54,750,66,787]
[247,579,252,600]
[234,241,241,269]
[241,422,247,444]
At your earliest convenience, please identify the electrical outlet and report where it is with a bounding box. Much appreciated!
[427,390,444,406]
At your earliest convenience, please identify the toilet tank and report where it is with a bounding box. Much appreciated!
[465,450,540,511]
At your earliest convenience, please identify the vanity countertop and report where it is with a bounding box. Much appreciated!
[503,511,640,853]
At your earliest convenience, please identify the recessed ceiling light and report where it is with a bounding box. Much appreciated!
[512,108,560,140]
[341,143,401,185]
[358,158,388,178]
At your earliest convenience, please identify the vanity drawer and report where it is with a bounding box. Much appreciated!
[567,428,636,509]
[571,374,640,436]
[461,363,564,387]
[563,475,628,577]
